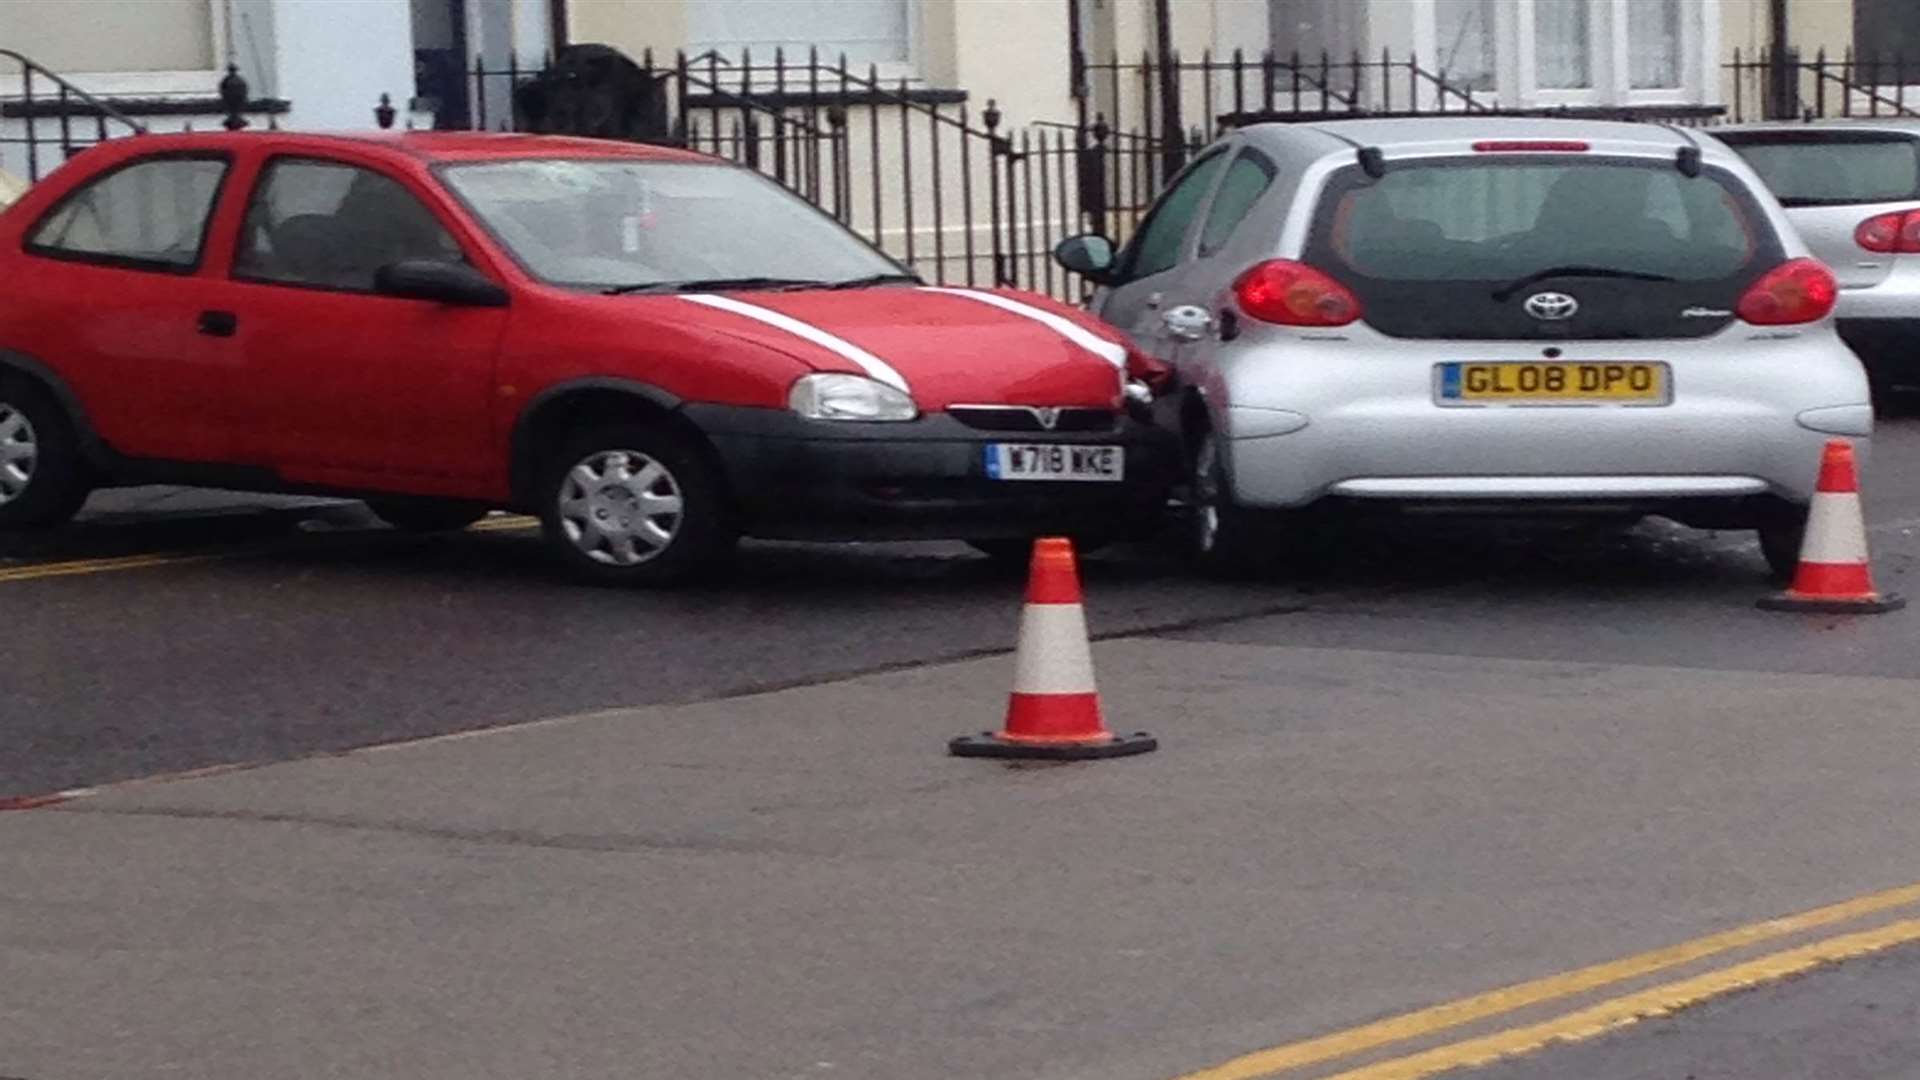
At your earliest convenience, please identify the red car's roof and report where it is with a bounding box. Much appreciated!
[76,129,712,165]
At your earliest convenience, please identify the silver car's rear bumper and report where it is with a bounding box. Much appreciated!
[1216,325,1871,510]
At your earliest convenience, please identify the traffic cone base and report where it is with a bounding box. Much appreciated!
[1760,439,1903,616]
[949,729,1159,760]
[1758,592,1906,615]
[949,537,1157,761]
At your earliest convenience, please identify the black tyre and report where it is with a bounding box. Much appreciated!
[537,424,736,586]
[0,376,91,531]
[1758,514,1806,584]
[366,498,490,532]
[1187,429,1263,577]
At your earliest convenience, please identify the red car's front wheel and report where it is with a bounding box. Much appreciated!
[538,425,737,586]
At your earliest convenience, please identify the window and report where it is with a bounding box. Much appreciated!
[1268,0,1366,61]
[1719,135,1920,207]
[1119,152,1229,282]
[1627,0,1682,90]
[1197,151,1277,257]
[1855,0,1920,63]
[1416,0,1702,106]
[28,156,227,270]
[1433,0,1496,92]
[688,0,909,69]
[439,159,900,290]
[1533,0,1591,90]
[1317,161,1758,282]
[235,160,463,292]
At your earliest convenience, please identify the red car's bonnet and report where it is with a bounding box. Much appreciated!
[633,286,1132,410]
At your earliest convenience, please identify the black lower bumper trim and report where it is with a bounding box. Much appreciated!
[684,404,1182,541]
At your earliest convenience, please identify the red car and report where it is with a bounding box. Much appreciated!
[0,132,1178,583]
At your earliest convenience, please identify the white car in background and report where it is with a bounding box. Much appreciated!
[1053,118,1872,580]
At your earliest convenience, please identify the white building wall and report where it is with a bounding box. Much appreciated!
[269,0,417,129]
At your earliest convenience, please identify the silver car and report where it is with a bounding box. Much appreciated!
[1715,120,1920,403]
[1054,117,1870,578]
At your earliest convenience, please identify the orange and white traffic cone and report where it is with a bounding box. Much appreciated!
[949,537,1157,760]
[1759,439,1905,614]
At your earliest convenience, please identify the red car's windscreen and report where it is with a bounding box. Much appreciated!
[441,159,901,291]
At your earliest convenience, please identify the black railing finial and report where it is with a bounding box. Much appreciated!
[219,64,249,131]
[375,93,397,130]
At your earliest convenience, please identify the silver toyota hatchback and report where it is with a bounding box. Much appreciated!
[1714,120,1920,404]
[1054,118,1871,578]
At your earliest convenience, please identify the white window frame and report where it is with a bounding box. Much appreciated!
[29,0,232,100]
[1614,0,1710,107]
[686,0,922,85]
[1516,0,1607,106]
[1411,0,1517,107]
[1408,0,1714,109]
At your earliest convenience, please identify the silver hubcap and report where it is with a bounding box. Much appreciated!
[0,403,36,507]
[1192,436,1221,554]
[557,450,685,566]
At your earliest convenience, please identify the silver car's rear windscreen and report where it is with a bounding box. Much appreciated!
[1303,156,1782,340]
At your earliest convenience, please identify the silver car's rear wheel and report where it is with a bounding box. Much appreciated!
[1188,430,1260,576]
[0,402,37,506]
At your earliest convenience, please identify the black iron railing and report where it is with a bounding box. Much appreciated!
[0,49,147,182]
[457,50,1115,298]
[1726,47,1920,122]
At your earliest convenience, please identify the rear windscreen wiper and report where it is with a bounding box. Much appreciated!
[1491,265,1676,302]
[604,276,828,295]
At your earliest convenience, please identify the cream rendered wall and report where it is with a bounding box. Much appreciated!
[0,0,216,74]
[940,0,1074,128]
[1720,0,1858,117]
[1722,0,1853,57]
[569,0,688,60]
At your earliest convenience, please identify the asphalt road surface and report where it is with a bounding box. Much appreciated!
[1451,941,1920,1080]
[10,421,1918,800]
[6,421,1920,1080]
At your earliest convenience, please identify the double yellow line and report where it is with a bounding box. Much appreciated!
[0,515,541,585]
[1174,881,1920,1080]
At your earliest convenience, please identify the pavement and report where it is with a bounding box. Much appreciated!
[10,634,1920,1079]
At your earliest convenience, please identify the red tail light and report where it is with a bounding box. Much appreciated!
[1854,209,1920,253]
[1735,258,1838,325]
[1232,260,1362,327]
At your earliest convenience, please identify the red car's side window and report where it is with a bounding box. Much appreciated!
[233,158,465,293]
[26,155,229,273]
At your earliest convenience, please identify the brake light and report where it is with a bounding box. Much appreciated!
[1735,258,1838,325]
[1854,209,1920,253]
[1471,140,1590,153]
[1232,260,1362,327]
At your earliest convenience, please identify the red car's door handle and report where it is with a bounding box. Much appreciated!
[197,310,238,337]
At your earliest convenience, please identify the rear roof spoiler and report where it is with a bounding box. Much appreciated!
[1661,124,1704,177]
[1316,129,1387,178]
